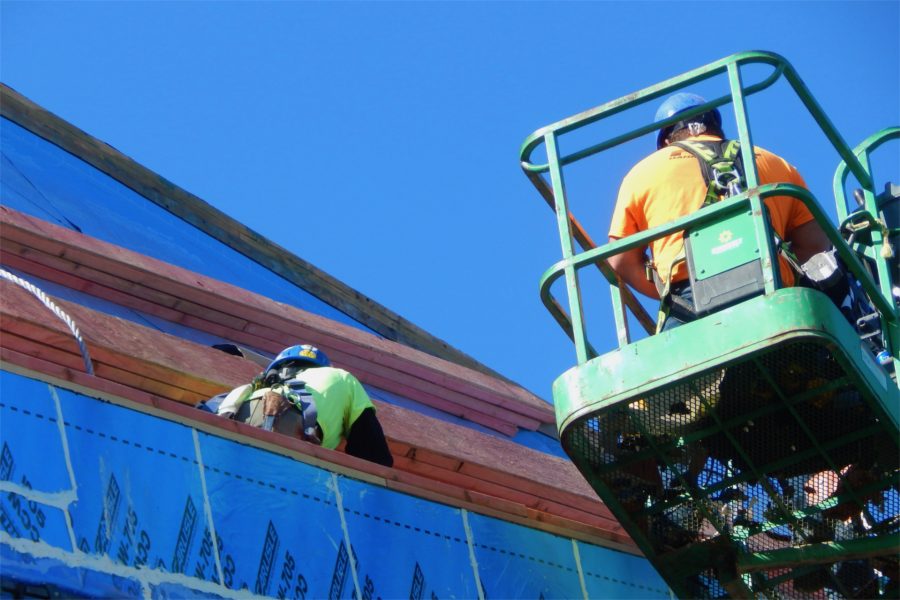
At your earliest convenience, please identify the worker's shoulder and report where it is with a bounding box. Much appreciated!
[751,144,781,160]
[302,365,356,385]
[622,147,676,181]
[750,144,798,173]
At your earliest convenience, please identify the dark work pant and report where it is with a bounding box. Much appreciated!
[346,408,394,467]
[661,284,696,331]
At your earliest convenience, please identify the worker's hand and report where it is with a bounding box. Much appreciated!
[263,390,291,417]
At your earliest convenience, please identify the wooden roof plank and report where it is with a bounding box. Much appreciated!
[393,455,611,527]
[1,248,187,323]
[1,318,214,405]
[0,310,601,532]
[1,206,553,423]
[2,247,537,433]
[1,280,257,390]
[409,446,614,522]
[348,365,520,436]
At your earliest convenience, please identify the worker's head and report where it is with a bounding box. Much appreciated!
[263,344,331,385]
[655,92,723,149]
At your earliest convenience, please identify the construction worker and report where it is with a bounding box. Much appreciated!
[606,94,890,594]
[607,93,826,545]
[216,344,394,467]
[608,92,831,329]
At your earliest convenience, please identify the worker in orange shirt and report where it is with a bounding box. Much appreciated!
[607,92,830,330]
[605,94,884,595]
[605,91,825,543]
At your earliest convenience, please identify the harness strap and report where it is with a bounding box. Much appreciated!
[245,382,321,443]
[652,140,745,331]
[673,140,744,206]
[654,249,689,333]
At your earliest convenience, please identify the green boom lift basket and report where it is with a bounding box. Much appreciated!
[521,51,900,598]
[556,287,899,598]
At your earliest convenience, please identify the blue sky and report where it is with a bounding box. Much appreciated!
[2,1,898,399]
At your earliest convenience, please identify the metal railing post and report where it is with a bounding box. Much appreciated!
[545,132,591,364]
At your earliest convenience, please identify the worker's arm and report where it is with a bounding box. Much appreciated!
[607,239,660,299]
[787,220,831,264]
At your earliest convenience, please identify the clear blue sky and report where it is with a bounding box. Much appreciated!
[2,1,898,399]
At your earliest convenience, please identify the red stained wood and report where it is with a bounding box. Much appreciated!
[345,362,520,436]
[394,455,606,527]
[0,205,636,549]
[1,250,528,434]
[1,257,619,539]
[1,279,258,395]
[0,282,573,513]
[3,243,540,434]
[404,447,465,472]
[458,462,613,519]
[1,206,553,425]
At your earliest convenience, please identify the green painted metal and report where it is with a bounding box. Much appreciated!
[553,288,898,433]
[686,209,760,281]
[522,51,900,598]
[736,533,900,573]
[546,131,591,364]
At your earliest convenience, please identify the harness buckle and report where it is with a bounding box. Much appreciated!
[712,168,742,194]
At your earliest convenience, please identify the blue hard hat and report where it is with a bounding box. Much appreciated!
[655,93,722,149]
[266,344,331,373]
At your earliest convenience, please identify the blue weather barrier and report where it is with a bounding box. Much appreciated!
[0,369,669,599]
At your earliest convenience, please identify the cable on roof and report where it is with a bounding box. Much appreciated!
[1,267,94,376]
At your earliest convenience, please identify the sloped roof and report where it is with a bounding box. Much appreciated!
[0,84,636,551]
[1,83,514,383]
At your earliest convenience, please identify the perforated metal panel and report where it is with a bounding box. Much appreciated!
[562,338,899,598]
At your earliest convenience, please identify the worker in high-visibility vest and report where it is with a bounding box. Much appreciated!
[217,344,393,467]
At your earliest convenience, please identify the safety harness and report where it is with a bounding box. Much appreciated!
[215,378,321,443]
[260,380,320,442]
[653,139,747,332]
[672,139,745,206]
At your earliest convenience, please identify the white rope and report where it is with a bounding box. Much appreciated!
[1,268,94,375]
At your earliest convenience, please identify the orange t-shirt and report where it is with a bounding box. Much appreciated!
[609,135,813,286]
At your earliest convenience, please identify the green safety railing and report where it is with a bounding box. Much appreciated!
[521,51,900,598]
[519,50,897,367]
[833,127,900,381]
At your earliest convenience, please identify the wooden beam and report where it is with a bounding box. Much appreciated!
[394,453,623,531]
[2,248,531,433]
[0,284,597,519]
[0,279,258,394]
[0,292,589,527]
[1,206,554,428]
[392,455,625,537]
